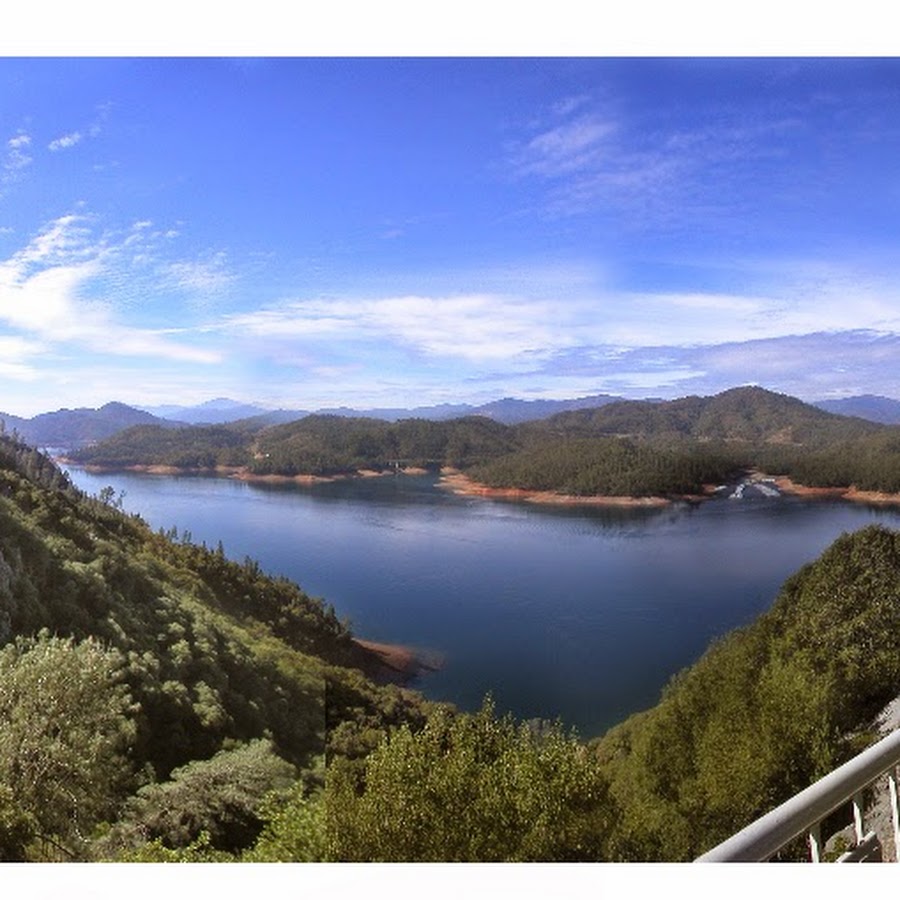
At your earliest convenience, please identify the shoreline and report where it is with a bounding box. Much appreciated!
[436,470,677,508]
[59,459,430,484]
[351,638,443,684]
[772,475,900,506]
[59,458,900,508]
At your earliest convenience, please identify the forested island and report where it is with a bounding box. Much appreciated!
[5,414,900,860]
[67,386,900,503]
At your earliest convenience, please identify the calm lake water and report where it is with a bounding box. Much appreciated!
[63,466,900,739]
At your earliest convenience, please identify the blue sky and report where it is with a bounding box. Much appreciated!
[2,55,900,415]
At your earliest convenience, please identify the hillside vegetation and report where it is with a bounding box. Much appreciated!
[5,429,900,860]
[0,434,435,859]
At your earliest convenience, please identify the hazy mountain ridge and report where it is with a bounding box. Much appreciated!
[139,393,626,427]
[0,402,181,450]
[813,394,900,425]
[7,388,900,456]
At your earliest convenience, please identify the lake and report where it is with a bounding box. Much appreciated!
[63,466,900,739]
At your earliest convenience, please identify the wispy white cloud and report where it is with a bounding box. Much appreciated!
[223,293,577,363]
[509,107,683,219]
[211,245,900,410]
[48,102,112,154]
[508,93,807,224]
[0,335,42,381]
[3,133,32,189]
[0,215,221,364]
[48,131,83,152]
[165,252,234,295]
[514,115,618,178]
[551,95,591,118]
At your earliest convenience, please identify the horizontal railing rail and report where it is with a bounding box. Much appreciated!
[695,727,900,862]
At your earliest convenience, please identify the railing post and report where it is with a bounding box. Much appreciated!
[888,769,900,861]
[808,823,822,863]
[852,791,865,844]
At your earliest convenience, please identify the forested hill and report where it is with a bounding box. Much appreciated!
[70,386,900,498]
[528,385,882,445]
[70,413,519,475]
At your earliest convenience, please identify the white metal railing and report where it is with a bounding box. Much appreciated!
[695,727,900,862]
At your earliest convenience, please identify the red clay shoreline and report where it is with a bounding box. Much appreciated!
[772,475,900,506]
[436,470,677,507]
[350,638,444,690]
[59,460,429,484]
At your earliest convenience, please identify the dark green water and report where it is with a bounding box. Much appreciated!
[64,467,900,739]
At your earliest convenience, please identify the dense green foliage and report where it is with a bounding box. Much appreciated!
[250,414,517,475]
[72,414,517,477]
[250,699,618,862]
[320,699,617,861]
[69,423,251,469]
[594,524,900,859]
[0,433,433,859]
[99,738,297,855]
[0,631,136,860]
[755,431,900,493]
[468,436,738,497]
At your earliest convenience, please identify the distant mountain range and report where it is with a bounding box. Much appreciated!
[139,393,627,427]
[4,390,900,452]
[139,398,277,425]
[811,395,900,425]
[1,395,626,451]
[152,392,900,429]
[0,402,181,450]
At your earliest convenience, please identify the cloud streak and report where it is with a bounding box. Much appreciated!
[507,89,812,228]
[0,215,221,365]
[223,293,576,363]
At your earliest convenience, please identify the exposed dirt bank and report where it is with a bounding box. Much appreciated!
[351,638,443,685]
[437,470,675,508]
[61,460,430,484]
[773,475,900,506]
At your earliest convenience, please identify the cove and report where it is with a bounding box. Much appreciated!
[63,466,900,739]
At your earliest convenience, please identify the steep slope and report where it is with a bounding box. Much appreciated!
[595,523,900,860]
[0,434,432,858]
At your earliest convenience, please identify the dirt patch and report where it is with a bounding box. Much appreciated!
[773,475,900,506]
[352,638,443,684]
[437,471,671,508]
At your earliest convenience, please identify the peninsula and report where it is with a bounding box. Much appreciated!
[65,386,900,506]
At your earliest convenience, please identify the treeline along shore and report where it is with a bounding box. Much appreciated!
[67,386,900,505]
[7,406,900,860]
